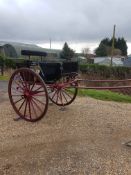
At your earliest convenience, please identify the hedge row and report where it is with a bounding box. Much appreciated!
[0,58,27,69]
[79,64,131,79]
[1,57,131,79]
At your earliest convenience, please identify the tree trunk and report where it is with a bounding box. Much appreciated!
[1,65,4,75]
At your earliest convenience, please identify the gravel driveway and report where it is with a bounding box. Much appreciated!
[0,84,131,174]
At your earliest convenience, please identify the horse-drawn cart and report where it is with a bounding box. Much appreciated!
[8,50,131,122]
[8,50,79,122]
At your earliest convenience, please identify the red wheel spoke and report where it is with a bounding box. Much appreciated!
[21,72,28,89]
[56,91,60,103]
[32,96,46,105]
[17,80,25,88]
[30,100,38,118]
[14,76,25,87]
[21,71,26,81]
[62,89,72,100]
[33,85,43,92]
[14,80,25,91]
[51,89,58,100]
[61,91,68,103]
[59,91,64,106]
[30,81,36,91]
[24,100,28,117]
[28,72,31,90]
[33,94,45,96]
[18,99,26,111]
[18,76,26,88]
[11,86,23,93]
[14,97,24,104]
[35,90,45,93]
[32,99,43,113]
[11,94,23,96]
[64,88,73,93]
[19,75,25,84]
[28,101,32,119]
[22,80,31,91]
[32,90,45,95]
[28,81,30,91]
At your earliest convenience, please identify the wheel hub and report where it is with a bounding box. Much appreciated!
[24,90,32,100]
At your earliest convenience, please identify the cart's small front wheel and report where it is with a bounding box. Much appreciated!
[8,68,48,122]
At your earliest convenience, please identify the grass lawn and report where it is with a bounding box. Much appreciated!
[0,75,9,81]
[78,89,131,103]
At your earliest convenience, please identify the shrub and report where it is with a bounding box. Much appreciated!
[79,64,131,79]
[4,59,16,69]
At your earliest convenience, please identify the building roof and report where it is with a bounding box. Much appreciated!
[0,41,61,58]
[94,57,123,66]
[123,57,131,67]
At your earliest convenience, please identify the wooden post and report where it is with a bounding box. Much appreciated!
[111,25,116,66]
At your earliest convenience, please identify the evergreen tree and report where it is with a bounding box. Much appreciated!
[101,38,110,46]
[60,42,75,60]
[95,43,107,56]
[95,37,128,56]
[117,37,128,56]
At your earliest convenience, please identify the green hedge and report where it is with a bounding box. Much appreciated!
[0,58,36,69]
[80,64,131,79]
[4,59,16,69]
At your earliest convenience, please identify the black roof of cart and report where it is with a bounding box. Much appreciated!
[21,50,47,57]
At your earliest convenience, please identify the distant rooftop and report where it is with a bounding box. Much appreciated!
[0,41,61,58]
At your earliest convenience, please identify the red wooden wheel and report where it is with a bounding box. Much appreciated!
[8,68,48,122]
[47,80,78,106]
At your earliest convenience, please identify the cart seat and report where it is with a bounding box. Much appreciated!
[16,60,32,68]
[39,62,61,83]
[62,61,78,74]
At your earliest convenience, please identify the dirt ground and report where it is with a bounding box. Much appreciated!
[0,81,131,174]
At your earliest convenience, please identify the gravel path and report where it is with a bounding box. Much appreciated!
[0,91,131,174]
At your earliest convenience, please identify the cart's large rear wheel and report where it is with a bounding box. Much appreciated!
[47,81,78,106]
[8,68,48,122]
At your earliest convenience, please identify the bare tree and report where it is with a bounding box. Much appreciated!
[82,47,90,57]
